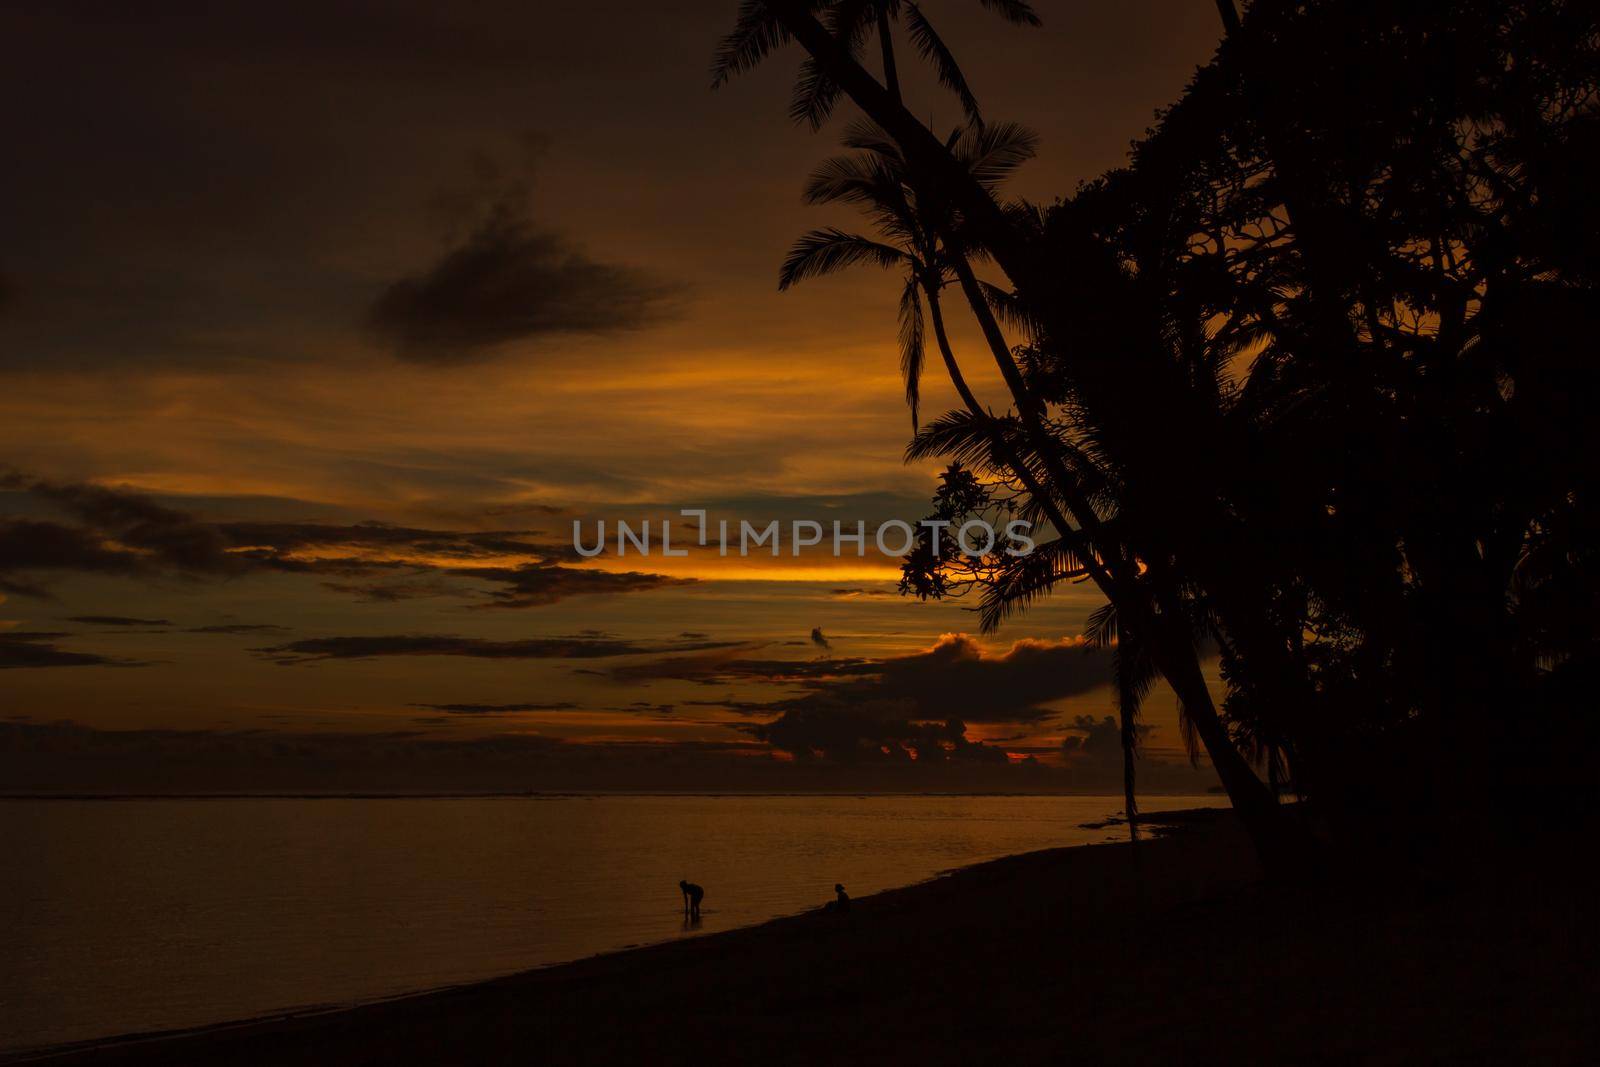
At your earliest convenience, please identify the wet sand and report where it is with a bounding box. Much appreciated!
[17,809,1597,1065]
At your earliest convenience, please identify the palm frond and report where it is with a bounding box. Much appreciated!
[802,152,900,207]
[840,119,905,160]
[789,57,844,129]
[1111,635,1159,738]
[903,2,982,125]
[1085,601,1119,648]
[710,1,789,88]
[980,281,1038,334]
[956,120,1039,188]
[977,0,1042,26]
[788,2,877,129]
[976,537,1092,632]
[905,408,1009,467]
[778,229,908,289]
[827,0,880,45]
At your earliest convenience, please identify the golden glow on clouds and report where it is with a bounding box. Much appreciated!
[1,343,957,517]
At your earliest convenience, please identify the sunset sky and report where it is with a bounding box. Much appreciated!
[1,1,1234,792]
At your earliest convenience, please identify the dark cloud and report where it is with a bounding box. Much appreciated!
[20,475,243,573]
[743,700,1204,781]
[185,623,291,635]
[0,518,156,596]
[452,562,694,609]
[619,633,1114,724]
[216,522,683,608]
[752,704,1010,764]
[410,701,580,714]
[608,644,791,685]
[842,635,1115,722]
[236,526,689,608]
[481,501,566,519]
[615,633,1121,767]
[215,521,568,561]
[65,615,173,627]
[682,697,781,715]
[1060,714,1150,765]
[0,632,145,669]
[0,474,243,596]
[365,189,687,363]
[1,474,684,609]
[254,633,739,666]
[318,577,473,603]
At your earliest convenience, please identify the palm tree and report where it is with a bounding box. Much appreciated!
[779,119,1037,427]
[778,121,1116,672]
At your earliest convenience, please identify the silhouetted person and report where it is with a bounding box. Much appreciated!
[830,883,849,912]
[679,879,703,918]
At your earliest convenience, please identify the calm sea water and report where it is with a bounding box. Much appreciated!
[0,793,1219,1052]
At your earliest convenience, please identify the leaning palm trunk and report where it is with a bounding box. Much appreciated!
[929,192,1277,843]
[947,247,1282,831]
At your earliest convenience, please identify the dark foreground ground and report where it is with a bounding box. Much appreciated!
[19,810,1598,1065]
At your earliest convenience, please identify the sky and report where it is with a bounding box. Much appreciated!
[0,1,1235,793]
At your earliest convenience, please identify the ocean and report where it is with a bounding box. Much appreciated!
[1,793,1220,1052]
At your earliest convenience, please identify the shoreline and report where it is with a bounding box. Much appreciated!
[6,809,1205,1063]
[13,807,1595,1064]
[0,790,1228,801]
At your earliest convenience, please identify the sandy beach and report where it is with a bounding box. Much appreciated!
[14,809,1595,1065]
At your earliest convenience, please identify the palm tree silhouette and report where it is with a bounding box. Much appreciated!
[778,118,1110,644]
[779,119,1037,427]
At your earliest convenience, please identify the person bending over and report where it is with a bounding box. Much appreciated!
[679,880,704,918]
